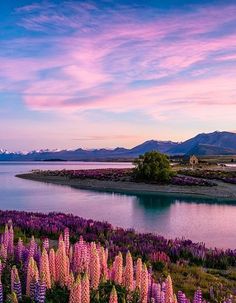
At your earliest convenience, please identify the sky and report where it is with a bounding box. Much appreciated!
[0,0,236,151]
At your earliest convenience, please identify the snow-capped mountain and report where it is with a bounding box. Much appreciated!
[0,131,236,161]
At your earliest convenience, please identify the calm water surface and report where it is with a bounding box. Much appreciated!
[0,162,236,249]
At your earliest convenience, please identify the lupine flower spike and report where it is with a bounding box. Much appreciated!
[40,248,51,289]
[140,264,148,303]
[109,286,118,303]
[0,220,230,303]
[90,243,100,290]
[0,278,3,303]
[124,251,134,291]
[81,273,90,303]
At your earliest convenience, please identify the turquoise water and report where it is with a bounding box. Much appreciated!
[0,162,235,249]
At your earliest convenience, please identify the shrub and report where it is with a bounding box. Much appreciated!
[133,151,174,182]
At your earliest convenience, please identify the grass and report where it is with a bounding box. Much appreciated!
[164,264,236,301]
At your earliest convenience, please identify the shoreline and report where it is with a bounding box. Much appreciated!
[16,173,236,200]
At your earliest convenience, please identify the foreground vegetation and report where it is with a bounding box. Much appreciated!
[0,211,235,302]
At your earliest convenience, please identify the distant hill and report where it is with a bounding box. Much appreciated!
[128,140,178,155]
[169,131,236,155]
[185,144,236,156]
[1,131,236,161]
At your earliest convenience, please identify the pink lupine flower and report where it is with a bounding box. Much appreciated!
[0,219,225,303]
[55,249,60,283]
[140,264,148,303]
[99,247,108,281]
[66,254,70,279]
[73,242,80,273]
[0,244,7,260]
[40,248,51,289]
[113,252,123,285]
[165,275,174,303]
[90,243,100,290]
[124,251,134,291]
[67,272,75,291]
[109,286,118,303]
[49,248,56,283]
[81,273,90,303]
[64,228,70,255]
[56,240,69,286]
[135,258,142,290]
[105,248,108,263]
[69,276,81,303]
[74,237,89,274]
[69,246,73,264]
[173,294,178,303]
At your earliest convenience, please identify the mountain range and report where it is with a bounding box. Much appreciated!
[1,131,236,161]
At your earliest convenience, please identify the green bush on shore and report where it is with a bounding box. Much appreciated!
[133,151,174,182]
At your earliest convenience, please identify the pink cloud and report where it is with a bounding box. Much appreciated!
[1,1,236,124]
[23,72,236,123]
[216,53,236,61]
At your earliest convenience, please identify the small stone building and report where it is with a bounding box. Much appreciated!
[189,155,199,168]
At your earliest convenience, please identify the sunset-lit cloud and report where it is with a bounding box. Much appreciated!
[0,0,236,150]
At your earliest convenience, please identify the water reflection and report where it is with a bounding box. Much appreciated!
[136,194,174,211]
[0,162,236,249]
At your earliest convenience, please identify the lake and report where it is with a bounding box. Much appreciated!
[0,162,235,249]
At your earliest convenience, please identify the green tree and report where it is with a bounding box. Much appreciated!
[133,151,173,182]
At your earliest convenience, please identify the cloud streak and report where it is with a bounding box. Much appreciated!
[1,0,236,122]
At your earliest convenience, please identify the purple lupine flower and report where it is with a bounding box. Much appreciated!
[0,209,235,274]
[16,238,24,262]
[8,222,14,255]
[0,279,3,303]
[28,236,36,260]
[13,278,22,301]
[177,291,187,303]
[3,224,9,249]
[152,282,161,303]
[30,279,38,301]
[42,238,49,252]
[36,279,46,303]
[193,288,202,303]
[0,260,2,277]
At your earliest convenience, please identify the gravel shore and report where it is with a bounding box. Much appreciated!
[16,173,236,200]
